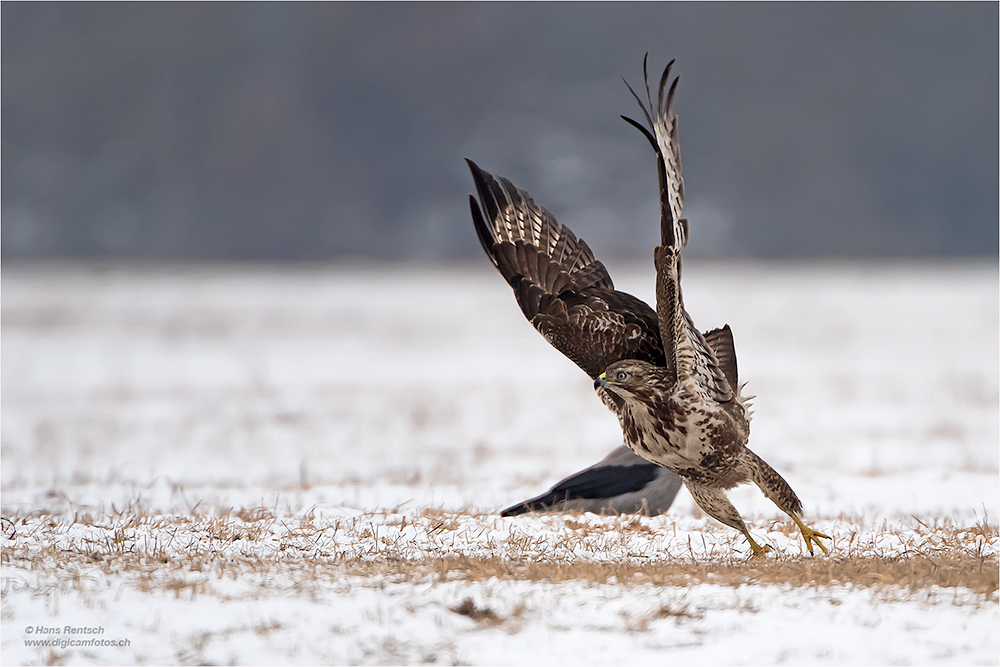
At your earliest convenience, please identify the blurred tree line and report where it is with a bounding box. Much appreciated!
[2,2,997,259]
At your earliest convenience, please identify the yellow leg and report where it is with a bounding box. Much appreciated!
[791,514,830,554]
[744,532,772,559]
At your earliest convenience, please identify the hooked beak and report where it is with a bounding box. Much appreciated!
[594,372,606,390]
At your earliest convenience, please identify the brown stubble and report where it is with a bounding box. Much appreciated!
[3,507,996,599]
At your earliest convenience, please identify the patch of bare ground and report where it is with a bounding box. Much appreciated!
[449,597,527,633]
[2,507,996,599]
[349,550,998,597]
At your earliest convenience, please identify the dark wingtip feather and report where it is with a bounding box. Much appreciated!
[666,75,680,118]
[622,77,654,131]
[469,195,498,269]
[620,115,657,152]
[500,503,530,517]
[466,158,508,230]
[656,60,673,117]
[465,158,490,194]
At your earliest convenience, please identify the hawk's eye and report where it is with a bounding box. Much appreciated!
[614,370,629,382]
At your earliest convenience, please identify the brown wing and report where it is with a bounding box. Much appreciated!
[622,57,734,403]
[467,159,665,379]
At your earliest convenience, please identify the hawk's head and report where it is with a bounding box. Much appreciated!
[594,360,670,412]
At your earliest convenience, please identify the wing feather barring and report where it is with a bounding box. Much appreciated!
[468,56,830,558]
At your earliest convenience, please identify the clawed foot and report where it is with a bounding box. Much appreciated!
[792,515,830,555]
[745,534,772,560]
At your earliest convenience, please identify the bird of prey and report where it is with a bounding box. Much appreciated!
[468,56,830,557]
[500,445,683,517]
[467,153,684,518]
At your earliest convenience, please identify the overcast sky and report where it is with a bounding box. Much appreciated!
[3,2,997,260]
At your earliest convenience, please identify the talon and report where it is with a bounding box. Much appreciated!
[792,515,830,555]
[803,527,831,554]
[746,534,772,559]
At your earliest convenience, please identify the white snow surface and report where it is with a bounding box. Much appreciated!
[2,260,998,665]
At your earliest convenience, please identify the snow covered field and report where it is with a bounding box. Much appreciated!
[2,260,997,665]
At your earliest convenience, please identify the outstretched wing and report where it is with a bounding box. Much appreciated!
[467,159,665,379]
[500,445,683,516]
[621,57,686,249]
[622,57,734,403]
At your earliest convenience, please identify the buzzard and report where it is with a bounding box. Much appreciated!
[468,57,830,557]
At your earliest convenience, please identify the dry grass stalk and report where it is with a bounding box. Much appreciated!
[3,506,996,599]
